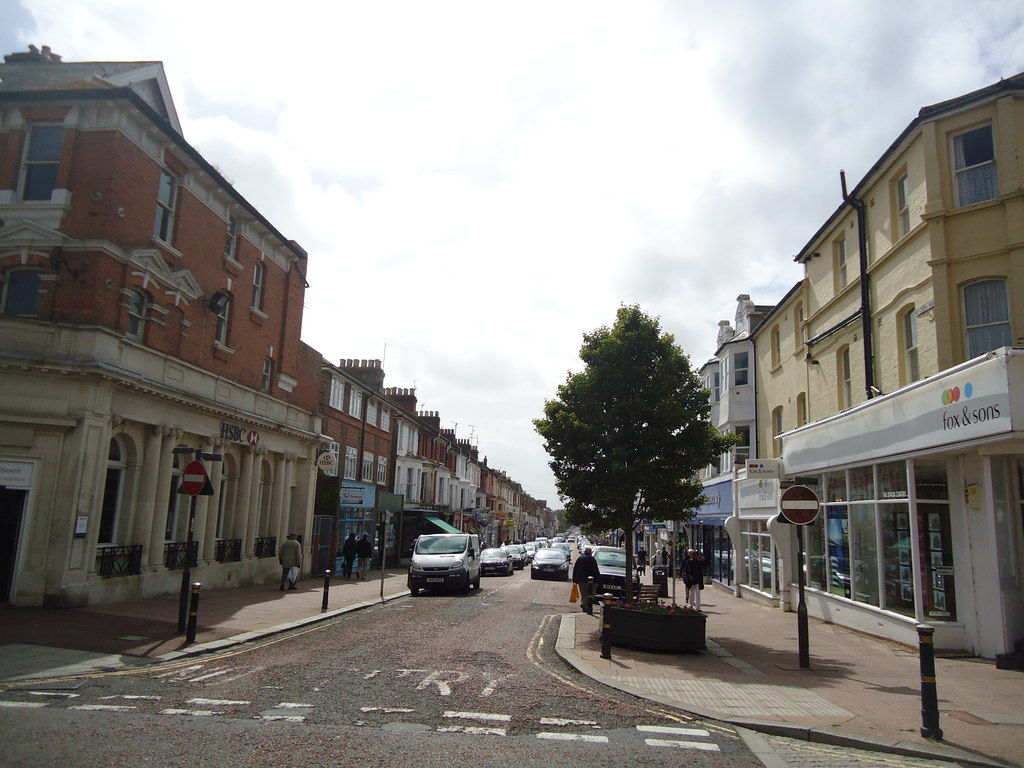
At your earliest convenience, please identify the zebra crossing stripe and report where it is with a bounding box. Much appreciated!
[443,711,511,722]
[71,704,136,712]
[159,708,219,716]
[540,717,598,727]
[644,738,720,752]
[187,698,250,706]
[437,725,507,736]
[637,725,711,737]
[0,701,47,709]
[537,733,609,743]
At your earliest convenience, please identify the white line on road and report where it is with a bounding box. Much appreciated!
[361,706,414,713]
[255,715,305,722]
[27,691,79,698]
[537,732,609,743]
[100,695,160,701]
[437,725,507,736]
[540,717,599,727]
[186,698,250,706]
[637,725,711,737]
[71,704,137,712]
[159,708,220,717]
[645,738,721,752]
[443,711,512,722]
[0,701,47,708]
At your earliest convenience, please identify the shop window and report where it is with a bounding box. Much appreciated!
[741,520,773,593]
[805,513,827,591]
[826,506,851,599]
[850,504,879,606]
[920,503,956,621]
[914,460,949,500]
[825,470,847,502]
[1,269,42,316]
[21,124,63,201]
[849,466,874,501]
[963,279,1011,357]
[881,503,915,617]
[165,452,186,540]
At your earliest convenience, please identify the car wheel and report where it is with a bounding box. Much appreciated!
[410,586,420,596]
[530,572,537,579]
[473,576,481,590]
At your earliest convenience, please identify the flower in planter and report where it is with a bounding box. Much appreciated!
[604,599,702,615]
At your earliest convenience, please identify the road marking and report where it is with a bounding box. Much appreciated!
[100,695,160,701]
[275,702,314,708]
[416,670,469,696]
[186,698,250,706]
[637,725,711,737]
[159,708,220,717]
[644,738,720,752]
[537,732,609,743]
[255,715,305,722]
[188,669,232,683]
[437,725,507,736]
[360,706,414,713]
[540,717,599,727]
[71,704,137,712]
[443,711,511,722]
[0,701,47,709]
[152,665,206,678]
[27,691,79,698]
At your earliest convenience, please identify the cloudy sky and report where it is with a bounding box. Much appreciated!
[3,1,1022,505]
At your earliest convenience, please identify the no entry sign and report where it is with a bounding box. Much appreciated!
[780,485,820,525]
[179,460,210,496]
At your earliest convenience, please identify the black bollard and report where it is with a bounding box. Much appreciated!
[185,582,201,645]
[917,623,943,740]
[585,577,595,615]
[322,569,332,613]
[600,593,612,659]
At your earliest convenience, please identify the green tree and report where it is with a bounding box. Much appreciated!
[534,305,735,599]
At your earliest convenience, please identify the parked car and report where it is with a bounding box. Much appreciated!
[522,542,536,562]
[480,547,513,576]
[506,544,528,569]
[591,545,627,599]
[531,547,570,580]
[550,541,572,562]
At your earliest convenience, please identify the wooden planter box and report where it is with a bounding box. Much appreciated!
[602,604,706,652]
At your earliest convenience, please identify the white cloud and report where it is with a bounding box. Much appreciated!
[5,0,1023,502]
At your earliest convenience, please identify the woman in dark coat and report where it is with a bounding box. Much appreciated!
[341,533,358,579]
[683,549,705,610]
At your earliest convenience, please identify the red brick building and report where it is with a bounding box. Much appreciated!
[0,48,320,606]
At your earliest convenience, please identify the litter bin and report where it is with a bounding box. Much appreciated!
[652,566,669,597]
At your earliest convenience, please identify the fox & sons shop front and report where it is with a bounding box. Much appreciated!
[776,348,1024,659]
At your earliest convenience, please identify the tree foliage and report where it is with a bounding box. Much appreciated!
[534,305,735,595]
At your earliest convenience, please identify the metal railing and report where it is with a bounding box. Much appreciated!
[164,541,199,570]
[215,538,242,563]
[254,536,277,558]
[97,544,143,577]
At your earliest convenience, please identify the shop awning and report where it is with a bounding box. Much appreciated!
[424,515,461,534]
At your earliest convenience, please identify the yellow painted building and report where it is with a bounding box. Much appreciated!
[741,74,1024,659]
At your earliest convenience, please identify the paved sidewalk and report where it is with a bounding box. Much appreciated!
[0,570,1021,767]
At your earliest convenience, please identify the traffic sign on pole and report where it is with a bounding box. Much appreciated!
[780,485,820,525]
[179,460,210,496]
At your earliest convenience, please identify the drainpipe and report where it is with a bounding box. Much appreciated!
[840,170,876,400]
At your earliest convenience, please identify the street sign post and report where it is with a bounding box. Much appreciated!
[780,484,821,669]
[172,451,221,633]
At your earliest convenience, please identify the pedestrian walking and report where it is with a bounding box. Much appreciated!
[341,532,357,579]
[278,533,302,590]
[572,546,602,612]
[683,549,705,610]
[636,546,649,576]
[356,532,373,579]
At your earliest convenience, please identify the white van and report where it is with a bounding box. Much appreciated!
[408,533,481,595]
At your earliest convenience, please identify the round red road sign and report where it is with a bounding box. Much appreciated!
[780,485,820,525]
[180,460,208,496]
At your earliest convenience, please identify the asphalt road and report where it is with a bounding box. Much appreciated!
[0,563,763,768]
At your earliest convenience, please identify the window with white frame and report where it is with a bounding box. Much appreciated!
[224,216,238,260]
[963,279,1012,357]
[380,408,391,432]
[153,168,177,242]
[214,293,231,345]
[797,392,808,427]
[252,261,266,311]
[21,124,63,201]
[771,407,783,458]
[366,399,378,426]
[361,451,374,482]
[840,346,852,409]
[770,325,781,367]
[902,307,920,383]
[2,269,42,316]
[126,289,147,340]
[835,236,848,290]
[349,389,363,419]
[733,351,749,386]
[330,378,345,410]
[376,455,387,485]
[344,447,357,480]
[954,124,997,206]
[895,173,910,238]
[261,357,273,393]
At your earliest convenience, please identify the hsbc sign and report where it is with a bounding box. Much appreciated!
[221,422,260,446]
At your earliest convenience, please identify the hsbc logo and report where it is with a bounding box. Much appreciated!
[220,422,260,445]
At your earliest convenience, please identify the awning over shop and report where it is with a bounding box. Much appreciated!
[424,515,461,534]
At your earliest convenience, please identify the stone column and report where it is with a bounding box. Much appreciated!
[148,428,182,567]
[131,425,166,554]
[202,441,226,562]
[235,446,256,556]
[269,452,288,548]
